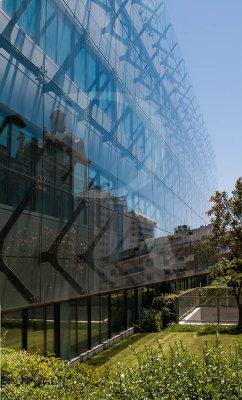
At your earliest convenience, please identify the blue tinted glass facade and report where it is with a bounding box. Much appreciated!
[0,0,216,357]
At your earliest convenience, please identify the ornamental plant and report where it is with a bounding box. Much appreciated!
[1,340,241,399]
[206,177,242,328]
[210,258,242,329]
[152,293,177,327]
[206,177,242,258]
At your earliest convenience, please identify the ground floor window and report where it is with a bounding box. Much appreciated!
[1,275,208,359]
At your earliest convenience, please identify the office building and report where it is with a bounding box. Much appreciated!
[0,0,216,359]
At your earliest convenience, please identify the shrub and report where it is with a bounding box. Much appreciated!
[136,308,162,332]
[1,340,241,399]
[152,293,177,327]
[0,347,102,399]
[110,340,242,400]
[168,323,241,335]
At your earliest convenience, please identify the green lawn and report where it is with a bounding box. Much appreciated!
[2,320,241,368]
[86,326,242,367]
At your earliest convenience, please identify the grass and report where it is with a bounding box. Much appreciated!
[2,320,241,367]
[86,324,242,367]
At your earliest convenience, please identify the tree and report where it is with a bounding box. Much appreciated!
[193,235,218,267]
[206,177,242,258]
[207,177,242,328]
[210,258,242,329]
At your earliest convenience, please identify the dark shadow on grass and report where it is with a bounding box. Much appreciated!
[85,333,149,367]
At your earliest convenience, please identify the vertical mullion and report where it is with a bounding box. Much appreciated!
[99,296,102,343]
[35,0,42,45]
[134,287,138,324]
[22,308,28,351]
[75,300,78,356]
[44,306,47,355]
[87,297,91,349]
[108,293,111,339]
[54,303,60,357]
[124,290,127,330]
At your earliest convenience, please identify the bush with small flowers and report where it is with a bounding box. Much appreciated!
[1,337,241,399]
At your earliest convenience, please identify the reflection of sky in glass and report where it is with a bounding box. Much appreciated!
[0,0,216,312]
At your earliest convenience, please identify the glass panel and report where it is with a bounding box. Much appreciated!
[153,178,165,230]
[40,91,89,303]
[1,311,22,350]
[0,44,43,309]
[88,124,117,202]
[0,166,7,204]
[28,307,45,355]
[148,286,156,306]
[1,0,45,65]
[45,2,56,54]
[88,201,118,293]
[127,289,135,328]
[57,11,72,67]
[91,296,101,347]
[70,301,77,358]
[100,295,109,341]
[117,145,138,214]
[46,305,54,356]
[60,302,70,360]
[137,288,144,322]
[138,165,154,222]
[8,171,34,211]
[111,292,125,336]
[77,298,88,354]
[74,44,87,93]
[2,1,15,17]
[116,86,136,155]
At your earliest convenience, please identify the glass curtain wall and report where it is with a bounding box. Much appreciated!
[0,0,216,360]
[0,0,216,313]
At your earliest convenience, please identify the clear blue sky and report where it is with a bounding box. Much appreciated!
[166,0,242,195]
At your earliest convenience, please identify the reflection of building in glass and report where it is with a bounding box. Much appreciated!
[0,0,216,359]
[109,224,214,288]
[128,211,156,242]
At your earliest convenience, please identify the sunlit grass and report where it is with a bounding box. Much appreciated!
[86,325,242,367]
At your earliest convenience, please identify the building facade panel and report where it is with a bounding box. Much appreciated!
[0,0,216,358]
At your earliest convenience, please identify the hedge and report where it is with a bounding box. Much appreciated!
[1,339,241,399]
